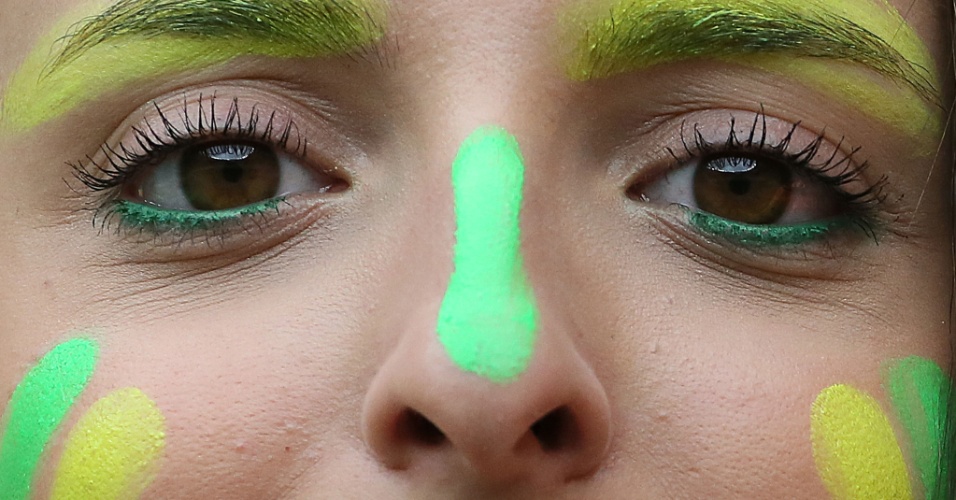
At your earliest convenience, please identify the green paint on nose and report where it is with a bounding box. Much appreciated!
[437,126,538,383]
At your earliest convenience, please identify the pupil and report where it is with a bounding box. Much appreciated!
[221,165,245,184]
[180,142,281,211]
[693,154,792,225]
[728,178,751,196]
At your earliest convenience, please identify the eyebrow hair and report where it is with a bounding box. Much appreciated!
[50,0,388,73]
[0,0,388,132]
[566,0,940,106]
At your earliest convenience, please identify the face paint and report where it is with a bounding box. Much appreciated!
[0,338,99,500]
[437,126,539,383]
[0,0,386,133]
[884,357,953,499]
[51,387,166,500]
[562,0,941,145]
[810,384,912,500]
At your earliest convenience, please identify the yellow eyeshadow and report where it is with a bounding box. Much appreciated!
[565,0,936,80]
[810,384,912,500]
[743,57,941,151]
[0,0,386,133]
[50,388,166,500]
[562,0,942,143]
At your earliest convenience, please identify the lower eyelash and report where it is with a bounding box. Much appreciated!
[662,112,888,248]
[68,94,308,241]
[100,197,287,235]
[687,210,858,246]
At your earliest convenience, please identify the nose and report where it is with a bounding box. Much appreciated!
[362,126,611,488]
[361,315,612,487]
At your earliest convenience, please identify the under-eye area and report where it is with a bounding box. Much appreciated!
[0,0,952,497]
[627,110,891,253]
[69,91,351,246]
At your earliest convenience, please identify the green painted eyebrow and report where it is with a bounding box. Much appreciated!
[1,0,387,132]
[564,0,940,106]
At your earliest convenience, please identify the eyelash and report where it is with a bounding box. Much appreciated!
[73,99,885,251]
[657,112,886,245]
[71,95,307,237]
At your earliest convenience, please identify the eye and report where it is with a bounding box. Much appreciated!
[636,152,842,226]
[124,140,346,211]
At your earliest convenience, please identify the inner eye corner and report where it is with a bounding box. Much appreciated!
[624,179,649,202]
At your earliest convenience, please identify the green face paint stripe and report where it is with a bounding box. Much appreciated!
[1,0,387,132]
[0,338,99,500]
[437,127,539,383]
[884,356,954,500]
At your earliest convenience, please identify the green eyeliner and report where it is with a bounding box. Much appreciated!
[113,197,285,232]
[688,210,849,246]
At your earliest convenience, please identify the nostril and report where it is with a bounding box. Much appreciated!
[530,406,579,452]
[398,409,447,447]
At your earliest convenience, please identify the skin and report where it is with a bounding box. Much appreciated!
[0,0,953,498]
[0,0,387,132]
[562,0,943,145]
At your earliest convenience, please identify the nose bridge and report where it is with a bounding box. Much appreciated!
[436,126,538,383]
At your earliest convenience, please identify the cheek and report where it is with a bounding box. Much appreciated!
[28,317,369,499]
[135,334,361,498]
[614,318,951,500]
[619,343,827,498]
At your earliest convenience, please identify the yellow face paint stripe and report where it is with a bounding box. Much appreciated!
[811,384,913,500]
[51,388,166,500]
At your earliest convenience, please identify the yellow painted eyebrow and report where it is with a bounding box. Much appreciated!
[562,0,943,142]
[0,0,388,133]
[565,0,937,99]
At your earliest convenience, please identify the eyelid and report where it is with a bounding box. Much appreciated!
[66,87,363,253]
[71,86,365,196]
[620,110,895,250]
[624,111,882,207]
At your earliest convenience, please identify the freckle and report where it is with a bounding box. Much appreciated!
[284,446,291,452]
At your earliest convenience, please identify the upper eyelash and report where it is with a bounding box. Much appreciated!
[664,111,888,238]
[70,94,308,195]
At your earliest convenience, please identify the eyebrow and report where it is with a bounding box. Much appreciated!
[50,0,389,72]
[565,0,940,106]
[0,0,387,132]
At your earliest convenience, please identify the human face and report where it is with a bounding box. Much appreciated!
[0,0,952,498]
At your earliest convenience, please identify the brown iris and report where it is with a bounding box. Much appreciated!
[693,154,792,224]
[180,142,281,210]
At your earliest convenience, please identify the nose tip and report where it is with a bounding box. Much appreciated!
[361,327,612,487]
